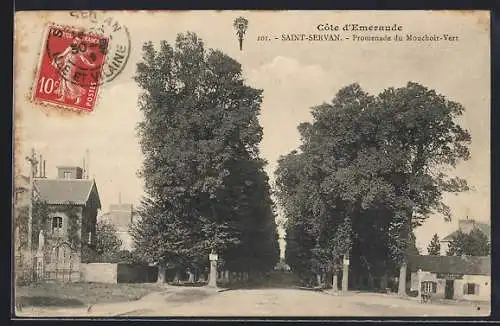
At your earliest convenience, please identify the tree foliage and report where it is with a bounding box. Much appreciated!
[94,220,122,261]
[446,229,490,256]
[132,32,279,275]
[427,233,441,255]
[275,82,471,286]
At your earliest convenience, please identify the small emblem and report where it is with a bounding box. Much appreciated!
[233,17,249,51]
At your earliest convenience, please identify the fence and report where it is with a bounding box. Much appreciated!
[80,263,158,283]
[44,267,80,283]
[15,254,48,284]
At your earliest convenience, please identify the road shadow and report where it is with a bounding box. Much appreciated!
[164,288,214,303]
[16,296,85,308]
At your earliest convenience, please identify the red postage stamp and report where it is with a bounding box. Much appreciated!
[32,24,109,112]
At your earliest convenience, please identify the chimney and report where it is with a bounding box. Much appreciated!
[43,160,46,178]
[57,166,83,179]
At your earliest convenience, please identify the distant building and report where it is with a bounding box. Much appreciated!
[100,203,137,251]
[409,255,490,302]
[440,219,490,255]
[32,165,101,282]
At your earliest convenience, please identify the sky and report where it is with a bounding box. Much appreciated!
[14,11,490,254]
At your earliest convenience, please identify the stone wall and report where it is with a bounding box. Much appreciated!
[81,263,118,283]
[80,263,158,283]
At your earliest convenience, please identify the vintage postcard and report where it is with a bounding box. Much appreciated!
[13,10,490,318]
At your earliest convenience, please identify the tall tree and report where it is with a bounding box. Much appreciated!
[275,82,471,292]
[132,32,279,280]
[427,233,441,255]
[377,82,471,294]
[446,229,490,256]
[94,220,122,262]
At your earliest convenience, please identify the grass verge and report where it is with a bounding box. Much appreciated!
[16,282,166,308]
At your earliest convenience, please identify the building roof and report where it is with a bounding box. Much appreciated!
[33,178,101,208]
[408,255,490,276]
[442,221,490,241]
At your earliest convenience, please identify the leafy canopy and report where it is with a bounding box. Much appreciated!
[446,228,490,256]
[275,82,471,280]
[427,233,441,255]
[132,32,279,273]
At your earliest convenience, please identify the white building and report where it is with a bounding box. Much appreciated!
[99,203,136,251]
[409,255,490,302]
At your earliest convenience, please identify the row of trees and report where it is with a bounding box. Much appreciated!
[130,32,280,281]
[427,230,490,256]
[275,82,472,293]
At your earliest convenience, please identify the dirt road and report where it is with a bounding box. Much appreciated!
[16,288,490,318]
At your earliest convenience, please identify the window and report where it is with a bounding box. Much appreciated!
[52,216,63,234]
[64,172,72,179]
[421,281,437,293]
[465,283,479,295]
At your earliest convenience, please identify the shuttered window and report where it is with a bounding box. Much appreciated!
[464,283,479,295]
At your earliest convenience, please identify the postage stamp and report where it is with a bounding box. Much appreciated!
[31,24,109,112]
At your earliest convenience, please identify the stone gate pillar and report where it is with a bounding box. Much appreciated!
[342,255,349,293]
[208,251,218,287]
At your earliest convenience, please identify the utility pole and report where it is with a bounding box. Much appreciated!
[25,148,38,279]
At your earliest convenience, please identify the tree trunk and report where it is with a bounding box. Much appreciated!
[173,270,181,283]
[316,273,321,287]
[368,273,374,290]
[157,265,166,283]
[332,273,338,292]
[398,262,407,296]
[381,273,388,292]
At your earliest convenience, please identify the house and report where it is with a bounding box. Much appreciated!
[99,203,137,251]
[440,219,490,255]
[409,255,490,302]
[32,165,101,282]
